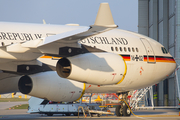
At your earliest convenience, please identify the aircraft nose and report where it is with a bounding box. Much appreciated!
[171,55,176,63]
[173,57,177,66]
[168,56,177,75]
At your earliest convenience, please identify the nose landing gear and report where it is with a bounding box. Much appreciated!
[115,92,131,117]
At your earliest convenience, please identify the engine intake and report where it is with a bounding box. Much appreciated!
[18,75,32,94]
[56,58,71,78]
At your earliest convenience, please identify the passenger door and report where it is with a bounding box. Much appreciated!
[140,38,156,63]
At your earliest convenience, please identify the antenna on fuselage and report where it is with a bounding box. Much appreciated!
[43,19,46,24]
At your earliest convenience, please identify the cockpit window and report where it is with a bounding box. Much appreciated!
[164,48,168,53]
[161,47,165,53]
[161,47,168,54]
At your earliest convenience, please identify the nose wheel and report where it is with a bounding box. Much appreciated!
[115,92,131,117]
[122,103,131,116]
[115,105,123,116]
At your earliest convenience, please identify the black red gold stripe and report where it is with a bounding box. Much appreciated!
[40,54,175,63]
[121,55,131,61]
[142,55,175,63]
[121,54,175,63]
[144,55,156,62]
[156,56,176,63]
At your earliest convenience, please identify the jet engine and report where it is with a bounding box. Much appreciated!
[18,71,85,102]
[56,52,127,85]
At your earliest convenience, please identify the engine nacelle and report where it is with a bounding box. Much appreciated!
[18,71,85,102]
[56,52,127,85]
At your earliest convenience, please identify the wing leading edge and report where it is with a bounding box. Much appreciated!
[10,3,117,57]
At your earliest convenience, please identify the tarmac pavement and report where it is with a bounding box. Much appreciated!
[0,102,180,120]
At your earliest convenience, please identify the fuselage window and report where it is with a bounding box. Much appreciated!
[124,47,127,52]
[128,47,131,52]
[136,48,139,52]
[115,47,118,51]
[120,47,122,52]
[111,47,114,51]
[132,48,135,52]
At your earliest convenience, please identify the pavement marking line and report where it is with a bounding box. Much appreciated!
[138,115,179,117]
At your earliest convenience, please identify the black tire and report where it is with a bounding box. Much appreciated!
[122,104,131,116]
[73,113,78,116]
[46,113,53,116]
[115,105,123,116]
[66,113,71,116]
[97,114,101,117]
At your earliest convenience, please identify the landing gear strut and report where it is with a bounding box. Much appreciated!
[115,92,131,117]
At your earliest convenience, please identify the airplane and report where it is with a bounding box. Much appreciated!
[0,3,176,117]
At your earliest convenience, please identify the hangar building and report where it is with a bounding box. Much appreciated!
[138,0,180,106]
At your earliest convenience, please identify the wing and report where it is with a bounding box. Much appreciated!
[7,3,117,57]
[0,3,117,75]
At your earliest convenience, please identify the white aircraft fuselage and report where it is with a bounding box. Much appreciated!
[0,22,176,94]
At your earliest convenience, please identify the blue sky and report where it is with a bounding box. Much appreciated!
[0,0,138,32]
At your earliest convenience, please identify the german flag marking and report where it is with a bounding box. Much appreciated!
[144,56,147,62]
[156,56,176,63]
[144,55,155,62]
[40,54,175,63]
[121,55,130,61]
[148,56,155,62]
[143,55,175,63]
